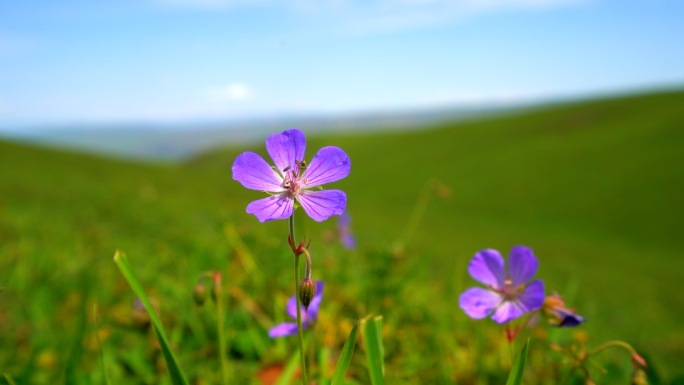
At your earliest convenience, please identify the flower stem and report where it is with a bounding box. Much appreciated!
[289,214,309,385]
[587,340,639,358]
[396,179,436,252]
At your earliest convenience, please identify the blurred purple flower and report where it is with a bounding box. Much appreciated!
[338,212,357,250]
[232,129,350,222]
[269,281,324,338]
[542,293,585,327]
[459,246,545,324]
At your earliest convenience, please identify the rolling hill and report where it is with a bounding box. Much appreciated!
[1,88,683,383]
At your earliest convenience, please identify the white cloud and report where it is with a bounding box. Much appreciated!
[205,83,253,103]
[153,0,586,34]
[337,0,586,35]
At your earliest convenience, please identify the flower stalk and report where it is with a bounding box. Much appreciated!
[289,214,309,385]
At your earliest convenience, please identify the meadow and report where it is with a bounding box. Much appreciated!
[1,88,683,384]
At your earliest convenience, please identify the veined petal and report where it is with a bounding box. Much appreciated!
[517,279,545,312]
[491,301,525,324]
[232,152,284,192]
[246,195,294,222]
[459,287,502,319]
[268,322,299,338]
[266,129,306,175]
[297,189,346,222]
[468,249,505,289]
[302,146,350,187]
[508,246,538,285]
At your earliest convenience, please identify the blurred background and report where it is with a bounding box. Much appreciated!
[1,1,683,384]
[1,0,683,158]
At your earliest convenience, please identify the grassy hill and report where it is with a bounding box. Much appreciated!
[1,88,683,384]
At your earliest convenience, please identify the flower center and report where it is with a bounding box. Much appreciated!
[281,160,309,196]
[498,278,523,301]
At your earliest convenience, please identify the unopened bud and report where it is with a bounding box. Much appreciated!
[193,283,207,306]
[631,352,648,369]
[298,278,316,310]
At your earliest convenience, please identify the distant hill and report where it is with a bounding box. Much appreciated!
[0,102,537,161]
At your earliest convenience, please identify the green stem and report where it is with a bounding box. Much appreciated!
[290,214,309,385]
[397,179,435,251]
[214,273,230,385]
[588,340,639,357]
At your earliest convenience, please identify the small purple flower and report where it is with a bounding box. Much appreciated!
[459,246,545,324]
[269,281,324,338]
[542,293,585,327]
[337,212,357,250]
[232,129,350,222]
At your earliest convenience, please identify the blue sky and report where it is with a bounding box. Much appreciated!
[1,0,683,130]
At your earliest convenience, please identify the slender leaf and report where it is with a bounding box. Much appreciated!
[331,321,359,385]
[505,339,530,385]
[3,373,17,385]
[361,316,384,385]
[113,251,189,385]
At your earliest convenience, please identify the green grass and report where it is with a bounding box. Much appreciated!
[1,88,683,384]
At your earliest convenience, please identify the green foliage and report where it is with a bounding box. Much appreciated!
[331,322,359,385]
[1,89,683,383]
[113,251,189,385]
[506,339,529,385]
[361,316,385,385]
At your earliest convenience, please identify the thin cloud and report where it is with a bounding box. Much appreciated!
[206,83,253,103]
[153,0,586,34]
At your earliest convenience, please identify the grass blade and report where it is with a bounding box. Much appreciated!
[505,339,530,385]
[361,315,384,385]
[331,321,359,385]
[3,373,17,385]
[113,251,189,385]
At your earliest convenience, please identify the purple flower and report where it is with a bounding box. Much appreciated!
[232,129,350,222]
[338,212,357,250]
[269,281,324,338]
[459,246,545,324]
[542,293,585,327]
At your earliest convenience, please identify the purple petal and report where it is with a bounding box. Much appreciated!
[467,249,505,289]
[302,146,350,187]
[268,322,299,338]
[232,152,284,192]
[340,231,357,250]
[557,310,585,327]
[338,213,357,250]
[517,279,545,312]
[508,246,538,285]
[459,287,502,319]
[305,281,325,321]
[296,189,346,222]
[246,194,294,222]
[491,301,525,324]
[266,129,306,174]
[286,295,298,319]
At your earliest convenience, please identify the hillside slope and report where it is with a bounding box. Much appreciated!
[1,88,683,382]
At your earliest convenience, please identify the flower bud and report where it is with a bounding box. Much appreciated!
[193,283,208,306]
[298,278,317,310]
